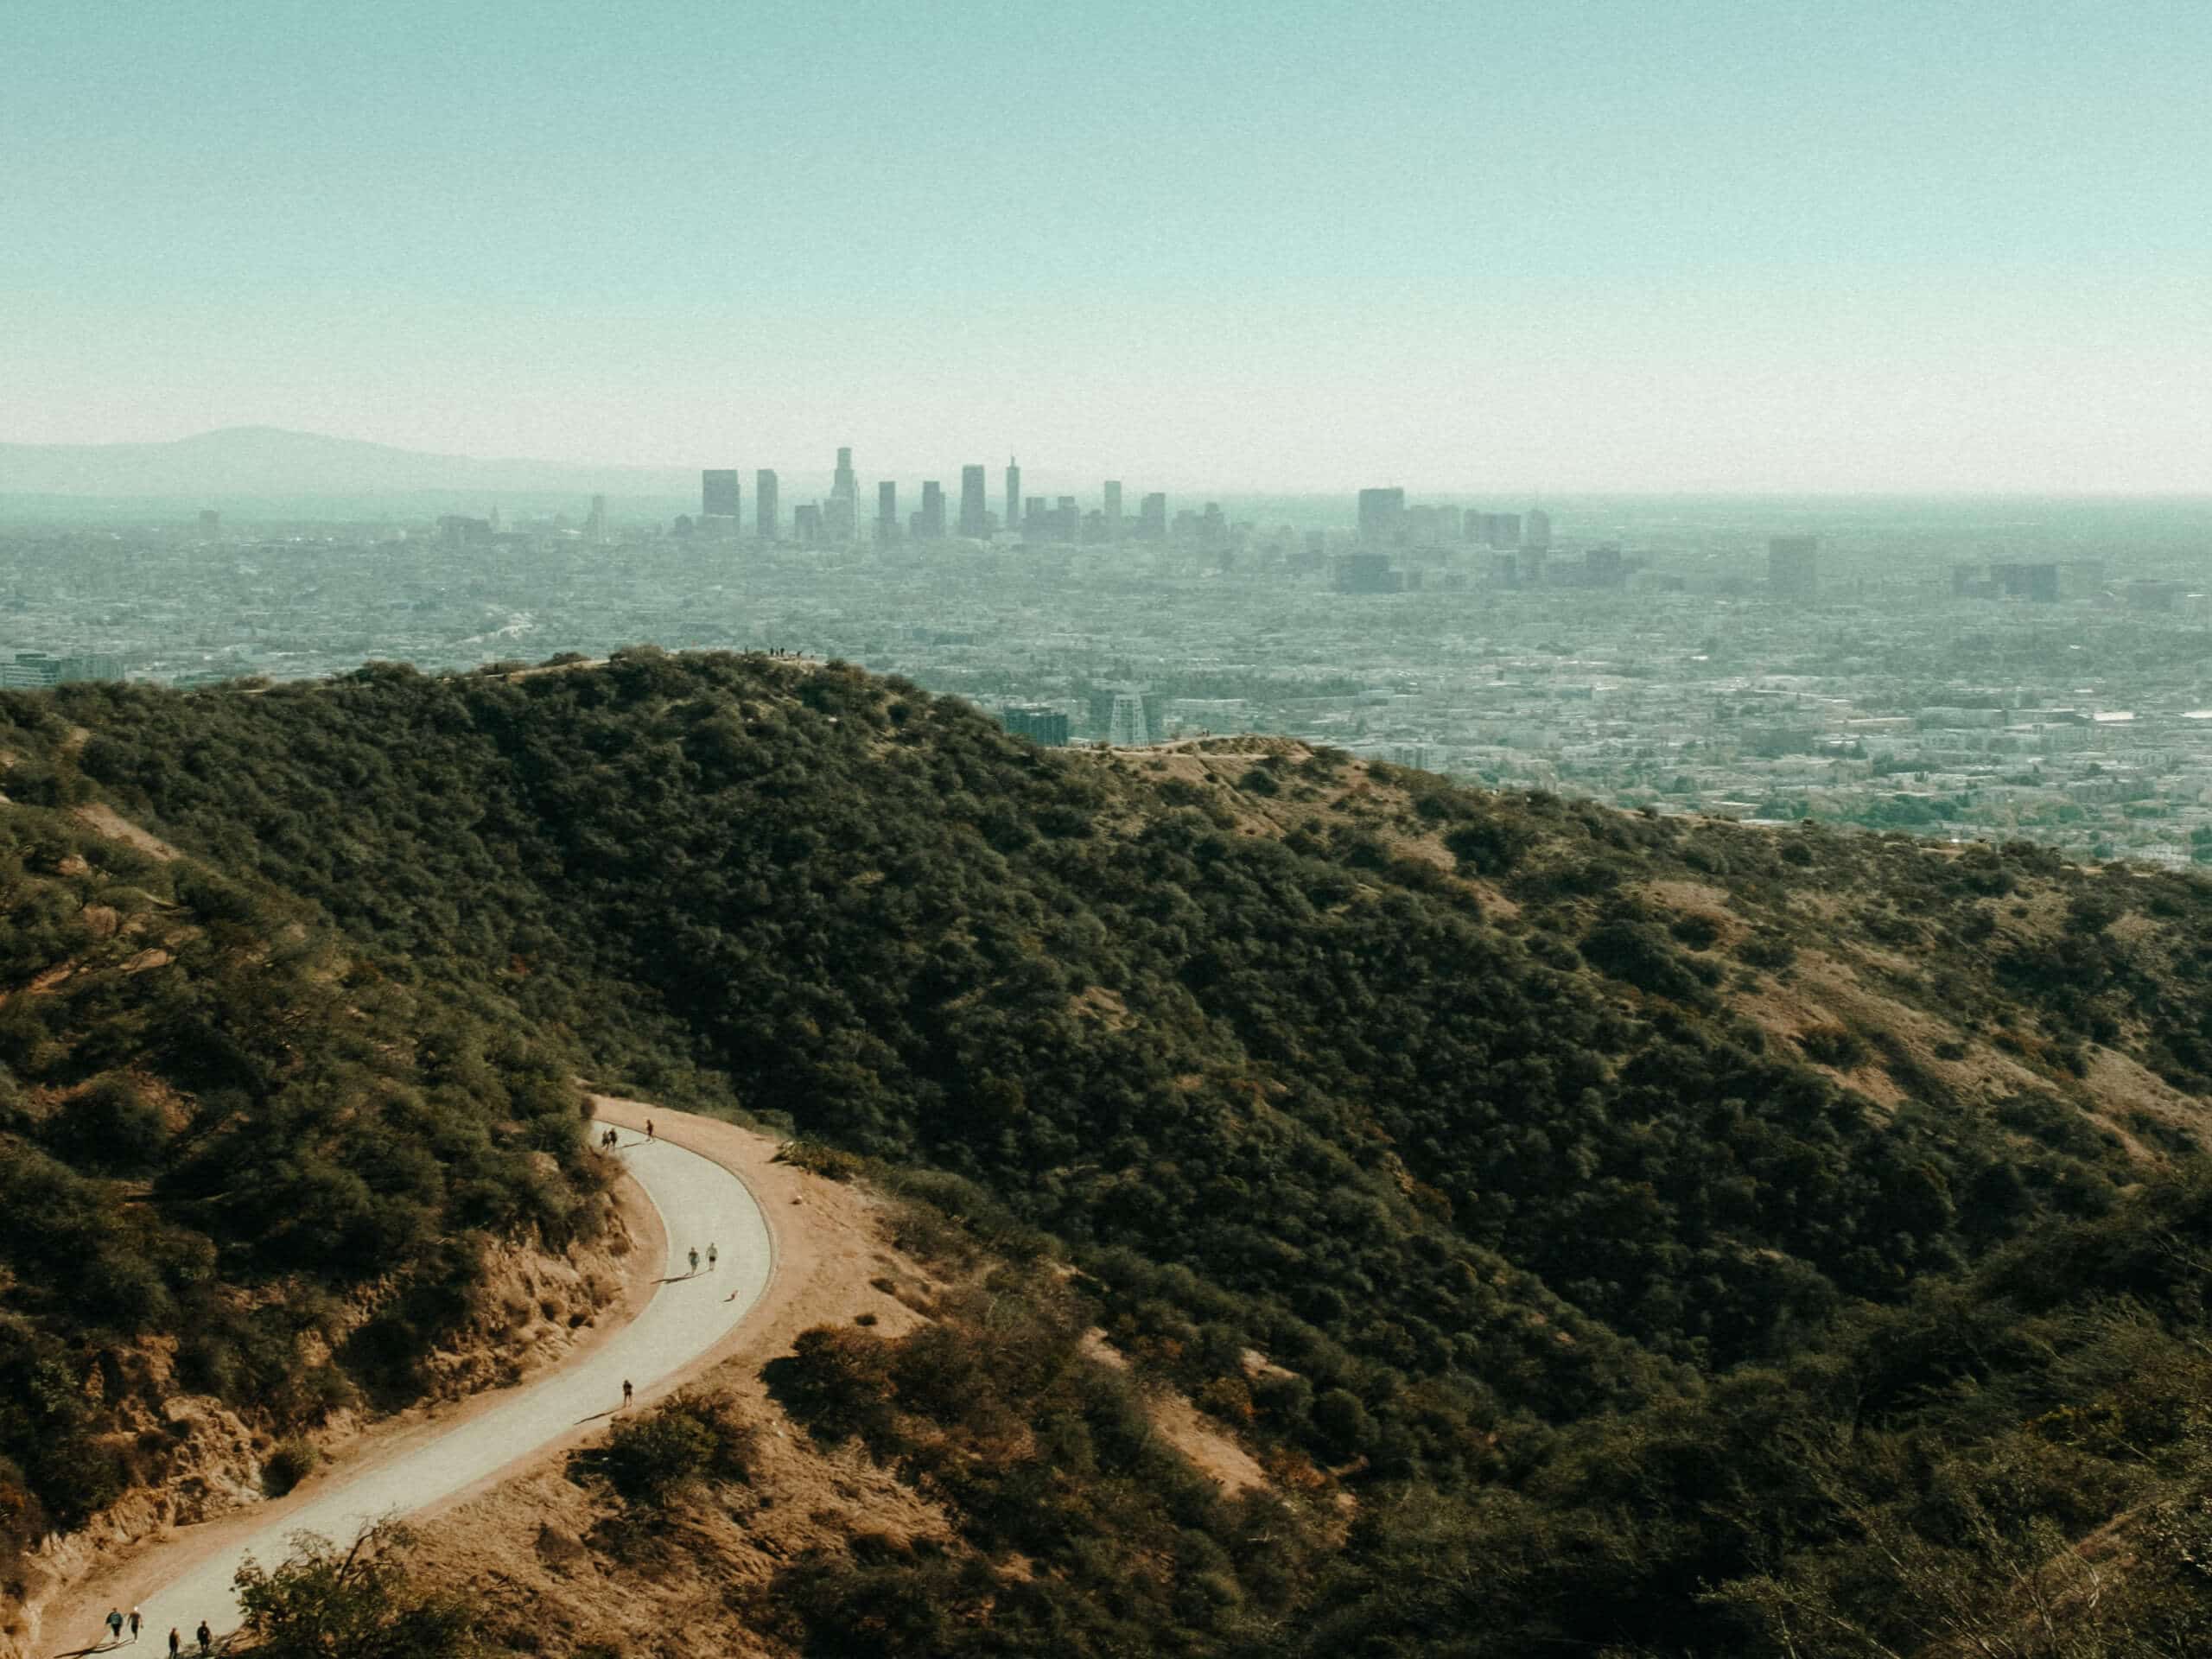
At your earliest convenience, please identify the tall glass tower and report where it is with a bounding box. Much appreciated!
[958,465,988,537]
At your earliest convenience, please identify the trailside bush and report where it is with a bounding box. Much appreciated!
[573,1390,760,1504]
[262,1435,320,1496]
[766,1327,899,1451]
[232,1519,485,1658]
[772,1140,868,1182]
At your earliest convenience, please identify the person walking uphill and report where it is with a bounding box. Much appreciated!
[688,1246,699,1274]
[197,1619,211,1655]
[622,1377,633,1409]
[106,1608,124,1645]
[168,1630,180,1658]
[130,1606,143,1642]
[707,1242,717,1271]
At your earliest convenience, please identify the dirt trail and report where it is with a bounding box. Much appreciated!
[40,1104,823,1656]
[582,1094,931,1370]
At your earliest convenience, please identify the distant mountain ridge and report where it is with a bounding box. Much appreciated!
[0,425,700,498]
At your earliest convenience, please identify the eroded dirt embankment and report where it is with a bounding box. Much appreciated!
[398,1103,1295,1659]
[20,1157,658,1659]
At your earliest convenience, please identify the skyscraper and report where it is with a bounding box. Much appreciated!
[958,465,988,537]
[755,469,779,540]
[1769,535,1820,600]
[1139,492,1167,540]
[584,494,609,544]
[1001,707,1071,747]
[1357,487,1406,541]
[823,444,862,542]
[877,480,898,543]
[919,480,945,538]
[701,468,741,519]
[1103,480,1122,540]
[1005,457,1020,531]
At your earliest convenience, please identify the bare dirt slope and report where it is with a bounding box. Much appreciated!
[35,1101,932,1658]
[71,802,180,862]
[36,1116,733,1658]
[28,1173,654,1658]
[399,1102,949,1657]
[1080,1328,1269,1497]
[400,1108,1295,1659]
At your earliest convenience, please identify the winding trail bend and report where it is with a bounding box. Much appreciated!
[66,1115,772,1652]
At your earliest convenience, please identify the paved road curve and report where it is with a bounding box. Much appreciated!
[70,1119,771,1653]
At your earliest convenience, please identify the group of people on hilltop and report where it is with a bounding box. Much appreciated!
[102,1608,212,1654]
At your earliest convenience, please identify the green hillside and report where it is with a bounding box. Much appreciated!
[0,706,606,1590]
[11,649,2212,1655]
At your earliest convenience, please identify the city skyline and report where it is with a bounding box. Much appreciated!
[4,3,2207,493]
[686,442,1572,548]
[5,488,2207,871]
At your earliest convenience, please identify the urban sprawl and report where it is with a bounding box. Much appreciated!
[4,448,2209,868]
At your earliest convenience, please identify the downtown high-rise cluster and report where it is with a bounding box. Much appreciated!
[690,448,1174,547]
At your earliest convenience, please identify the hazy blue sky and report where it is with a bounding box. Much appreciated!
[5,1,2207,492]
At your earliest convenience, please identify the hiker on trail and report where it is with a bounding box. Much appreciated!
[688,1246,700,1274]
[107,1608,124,1645]
[130,1606,143,1641]
[168,1630,179,1658]
[708,1243,717,1271]
[645,1119,655,1141]
[622,1377,633,1408]
[196,1620,211,1656]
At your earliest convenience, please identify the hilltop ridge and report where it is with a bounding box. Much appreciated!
[7,650,2212,1655]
